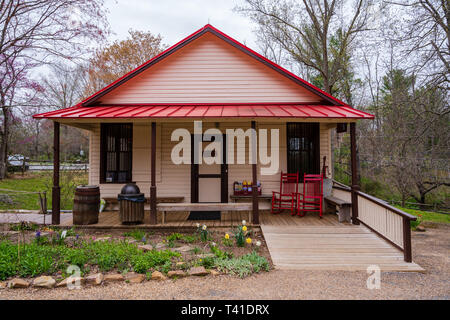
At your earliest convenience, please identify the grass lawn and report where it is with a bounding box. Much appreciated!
[396,206,450,224]
[0,172,88,211]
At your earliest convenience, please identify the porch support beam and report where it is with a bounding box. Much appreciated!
[402,218,413,262]
[150,122,157,224]
[251,120,259,224]
[52,121,60,225]
[350,122,360,225]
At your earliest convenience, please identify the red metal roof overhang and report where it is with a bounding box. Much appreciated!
[33,104,374,119]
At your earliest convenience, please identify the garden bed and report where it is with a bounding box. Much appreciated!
[0,221,272,289]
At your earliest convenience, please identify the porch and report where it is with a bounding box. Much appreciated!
[59,209,341,229]
[56,208,424,272]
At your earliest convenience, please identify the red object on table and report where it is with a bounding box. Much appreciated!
[297,174,323,218]
[271,172,299,215]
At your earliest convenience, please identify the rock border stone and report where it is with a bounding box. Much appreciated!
[2,267,228,290]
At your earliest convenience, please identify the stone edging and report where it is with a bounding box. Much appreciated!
[0,267,221,290]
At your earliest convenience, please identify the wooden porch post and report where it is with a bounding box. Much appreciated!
[350,122,360,225]
[150,122,157,224]
[52,121,60,225]
[251,120,259,224]
[403,218,412,262]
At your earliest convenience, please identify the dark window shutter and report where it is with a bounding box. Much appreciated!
[100,123,133,183]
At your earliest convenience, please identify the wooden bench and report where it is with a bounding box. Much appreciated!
[104,196,184,204]
[157,203,253,225]
[324,196,352,223]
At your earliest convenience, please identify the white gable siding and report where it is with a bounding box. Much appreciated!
[99,33,322,104]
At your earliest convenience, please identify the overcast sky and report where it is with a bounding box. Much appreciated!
[105,0,258,49]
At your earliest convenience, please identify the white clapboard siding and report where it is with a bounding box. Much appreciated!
[89,121,332,200]
[99,33,323,104]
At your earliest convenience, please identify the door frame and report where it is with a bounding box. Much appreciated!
[191,133,228,203]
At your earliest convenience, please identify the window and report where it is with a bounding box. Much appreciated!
[286,123,319,181]
[100,124,132,183]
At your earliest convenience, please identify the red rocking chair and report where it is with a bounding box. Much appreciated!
[271,172,299,215]
[297,174,323,218]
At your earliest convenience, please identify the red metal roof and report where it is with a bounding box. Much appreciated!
[33,104,374,119]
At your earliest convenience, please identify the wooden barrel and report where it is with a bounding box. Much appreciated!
[73,185,100,225]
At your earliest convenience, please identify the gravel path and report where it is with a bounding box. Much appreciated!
[1,223,448,300]
[0,213,72,224]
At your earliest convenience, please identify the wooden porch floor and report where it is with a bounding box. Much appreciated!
[60,210,341,228]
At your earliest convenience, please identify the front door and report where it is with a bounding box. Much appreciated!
[191,134,228,204]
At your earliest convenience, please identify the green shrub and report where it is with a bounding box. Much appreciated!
[88,240,138,272]
[409,215,423,229]
[199,256,215,269]
[0,241,17,280]
[9,222,39,232]
[191,247,202,254]
[166,233,183,242]
[210,244,233,259]
[123,229,147,242]
[18,246,56,277]
[215,252,269,278]
[130,249,180,274]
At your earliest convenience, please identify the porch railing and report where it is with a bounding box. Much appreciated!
[331,181,417,262]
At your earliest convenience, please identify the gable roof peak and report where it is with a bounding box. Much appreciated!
[80,24,347,107]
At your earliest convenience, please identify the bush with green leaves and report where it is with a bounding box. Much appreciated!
[9,222,39,232]
[166,233,197,243]
[123,229,147,242]
[130,249,180,274]
[0,239,181,280]
[215,251,269,278]
[410,214,423,229]
[209,244,233,259]
[199,256,215,269]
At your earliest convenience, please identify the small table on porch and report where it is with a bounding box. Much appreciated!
[230,194,273,202]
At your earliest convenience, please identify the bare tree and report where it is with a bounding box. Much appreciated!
[236,0,373,96]
[18,64,89,158]
[389,0,449,89]
[0,0,109,179]
[38,64,88,110]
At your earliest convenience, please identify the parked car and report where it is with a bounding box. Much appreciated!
[7,154,29,172]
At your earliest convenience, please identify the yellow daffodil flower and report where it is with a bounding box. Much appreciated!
[246,237,252,244]
[224,233,230,239]
[242,226,247,232]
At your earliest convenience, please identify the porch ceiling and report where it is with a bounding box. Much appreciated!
[33,104,374,119]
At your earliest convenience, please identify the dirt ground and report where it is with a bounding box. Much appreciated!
[0,223,448,300]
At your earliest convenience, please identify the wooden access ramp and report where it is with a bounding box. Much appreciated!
[261,222,424,272]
